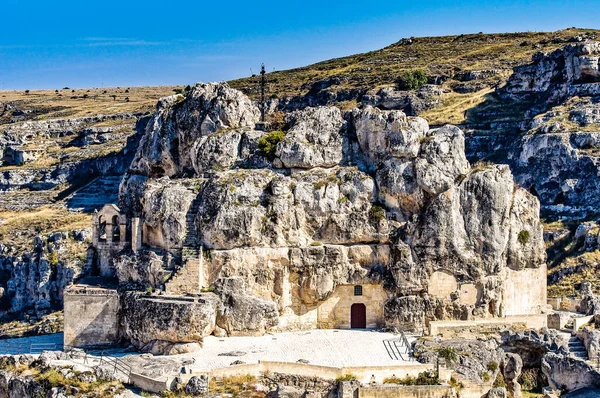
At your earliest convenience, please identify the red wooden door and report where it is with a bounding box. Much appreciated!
[351,303,366,328]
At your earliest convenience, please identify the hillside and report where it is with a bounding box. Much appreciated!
[229,28,599,123]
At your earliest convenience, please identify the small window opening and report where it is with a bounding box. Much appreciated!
[354,285,363,296]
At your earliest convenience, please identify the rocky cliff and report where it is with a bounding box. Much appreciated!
[118,82,546,333]
[461,42,600,296]
[0,231,88,321]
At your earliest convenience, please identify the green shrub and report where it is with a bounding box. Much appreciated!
[48,251,60,266]
[258,130,285,161]
[518,230,530,245]
[383,371,439,385]
[311,241,323,246]
[449,376,464,389]
[455,173,467,184]
[519,368,542,392]
[436,346,458,365]
[369,205,386,221]
[487,361,499,372]
[493,371,506,388]
[383,376,403,384]
[482,372,491,382]
[396,69,427,91]
[336,373,357,382]
[314,180,327,190]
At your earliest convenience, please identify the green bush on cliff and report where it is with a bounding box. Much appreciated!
[436,346,458,365]
[518,230,530,245]
[396,69,427,91]
[258,130,285,161]
[369,204,386,221]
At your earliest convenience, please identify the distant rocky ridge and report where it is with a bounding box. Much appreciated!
[466,42,600,216]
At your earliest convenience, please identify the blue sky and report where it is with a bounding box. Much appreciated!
[0,0,597,89]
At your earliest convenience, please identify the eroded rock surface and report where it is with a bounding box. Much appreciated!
[116,82,546,336]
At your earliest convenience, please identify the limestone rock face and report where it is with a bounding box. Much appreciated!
[487,388,507,398]
[114,250,167,289]
[196,167,386,250]
[140,178,197,248]
[0,234,81,318]
[213,277,279,336]
[277,107,344,168]
[206,244,389,311]
[542,352,600,391]
[412,166,544,279]
[352,106,429,166]
[120,292,219,351]
[361,85,443,115]
[413,338,504,383]
[129,83,260,177]
[514,132,600,209]
[376,159,425,214]
[118,84,547,333]
[501,42,600,106]
[577,326,600,360]
[415,125,470,196]
[185,375,209,395]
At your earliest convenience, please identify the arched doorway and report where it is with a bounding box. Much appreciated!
[351,303,366,329]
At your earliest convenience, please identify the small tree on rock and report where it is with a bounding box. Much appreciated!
[396,69,428,91]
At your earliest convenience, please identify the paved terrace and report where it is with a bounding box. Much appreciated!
[174,329,419,372]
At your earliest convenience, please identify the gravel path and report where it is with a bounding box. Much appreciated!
[178,329,419,372]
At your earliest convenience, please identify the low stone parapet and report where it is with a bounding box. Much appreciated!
[129,372,177,394]
[429,315,547,338]
[359,384,454,398]
[547,297,581,312]
[184,360,450,385]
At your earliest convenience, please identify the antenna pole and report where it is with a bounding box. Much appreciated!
[260,64,266,123]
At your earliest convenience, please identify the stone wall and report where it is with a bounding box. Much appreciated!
[547,297,580,312]
[273,283,388,331]
[428,271,458,299]
[503,266,547,316]
[196,360,449,384]
[63,286,120,347]
[358,385,454,398]
[317,284,387,329]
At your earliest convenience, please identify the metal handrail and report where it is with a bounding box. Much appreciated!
[98,352,132,383]
[383,330,414,361]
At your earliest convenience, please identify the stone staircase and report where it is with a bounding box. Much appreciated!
[164,196,203,294]
[569,336,589,360]
[182,195,202,249]
[164,251,202,295]
[65,176,122,212]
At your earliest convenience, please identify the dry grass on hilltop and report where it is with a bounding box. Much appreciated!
[230,28,600,101]
[0,206,90,250]
[0,86,178,122]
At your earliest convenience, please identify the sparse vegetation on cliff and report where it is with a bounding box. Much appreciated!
[396,69,428,91]
[258,130,285,161]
